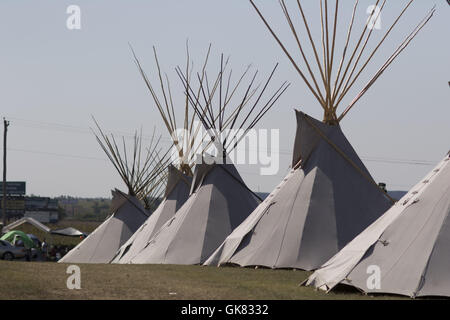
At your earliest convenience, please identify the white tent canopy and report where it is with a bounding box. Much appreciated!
[3,217,51,234]
[3,217,86,238]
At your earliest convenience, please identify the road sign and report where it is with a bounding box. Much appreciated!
[0,181,26,195]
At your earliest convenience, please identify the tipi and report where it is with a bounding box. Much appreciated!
[305,151,450,298]
[205,0,434,270]
[126,48,289,265]
[59,122,169,264]
[112,165,191,263]
[112,46,207,263]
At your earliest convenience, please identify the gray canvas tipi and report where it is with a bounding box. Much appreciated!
[128,160,261,265]
[59,123,168,264]
[126,48,289,265]
[205,0,434,270]
[305,151,450,298]
[112,165,191,263]
[60,189,150,264]
[205,110,392,270]
[111,46,210,264]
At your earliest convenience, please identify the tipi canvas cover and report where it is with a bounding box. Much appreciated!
[59,189,148,264]
[205,111,392,270]
[306,151,450,298]
[128,162,260,265]
[112,165,192,263]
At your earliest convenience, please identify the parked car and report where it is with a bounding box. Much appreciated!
[0,240,27,260]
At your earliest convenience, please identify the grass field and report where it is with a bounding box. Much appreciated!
[0,261,401,300]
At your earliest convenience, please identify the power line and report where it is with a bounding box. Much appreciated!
[8,145,437,168]
[5,117,439,166]
[7,148,108,162]
[7,147,427,192]
[360,157,435,166]
[7,116,173,143]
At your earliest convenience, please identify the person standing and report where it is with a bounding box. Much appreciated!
[41,238,48,261]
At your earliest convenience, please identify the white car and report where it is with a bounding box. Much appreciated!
[0,240,28,260]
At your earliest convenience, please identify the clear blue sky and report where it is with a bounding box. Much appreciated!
[1,0,448,197]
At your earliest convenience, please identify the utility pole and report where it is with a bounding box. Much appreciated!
[2,118,10,231]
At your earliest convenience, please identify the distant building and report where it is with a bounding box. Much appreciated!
[0,181,60,223]
[24,197,59,223]
[24,211,58,223]
[0,196,25,219]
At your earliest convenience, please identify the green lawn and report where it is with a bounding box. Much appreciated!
[0,261,401,300]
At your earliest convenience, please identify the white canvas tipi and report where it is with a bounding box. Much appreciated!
[126,48,288,265]
[111,47,213,264]
[111,165,191,263]
[306,151,450,298]
[59,189,150,264]
[205,0,434,270]
[59,123,168,264]
[128,161,261,265]
[205,111,392,270]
